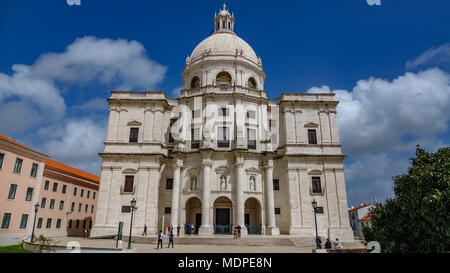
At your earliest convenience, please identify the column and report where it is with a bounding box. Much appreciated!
[170,159,183,227]
[199,156,213,235]
[285,108,296,144]
[264,160,280,235]
[146,167,161,234]
[143,108,154,142]
[106,108,119,142]
[235,156,247,236]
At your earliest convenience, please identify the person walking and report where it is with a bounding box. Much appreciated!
[177,225,180,237]
[187,224,191,236]
[233,227,238,239]
[83,229,89,239]
[157,230,163,249]
[168,231,174,248]
[142,224,148,237]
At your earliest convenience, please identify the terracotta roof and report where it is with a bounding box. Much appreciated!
[0,133,49,158]
[45,159,100,184]
[360,213,372,221]
[349,204,372,212]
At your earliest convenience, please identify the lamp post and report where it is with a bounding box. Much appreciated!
[127,198,137,249]
[31,202,40,242]
[312,199,320,249]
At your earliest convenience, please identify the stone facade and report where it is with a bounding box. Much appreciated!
[91,3,354,241]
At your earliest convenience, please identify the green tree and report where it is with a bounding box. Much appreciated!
[363,146,449,253]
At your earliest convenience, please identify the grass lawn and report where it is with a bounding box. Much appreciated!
[0,244,32,253]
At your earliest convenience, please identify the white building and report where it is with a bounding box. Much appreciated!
[348,204,375,238]
[91,3,354,241]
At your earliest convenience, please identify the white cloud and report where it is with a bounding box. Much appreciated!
[406,43,450,70]
[74,97,108,111]
[170,86,183,98]
[0,101,44,134]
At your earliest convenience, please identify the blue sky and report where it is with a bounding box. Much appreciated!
[0,0,449,206]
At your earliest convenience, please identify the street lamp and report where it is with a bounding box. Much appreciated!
[312,199,320,249]
[127,198,137,249]
[31,202,40,242]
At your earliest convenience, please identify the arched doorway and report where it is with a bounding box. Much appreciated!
[185,197,202,235]
[244,198,262,235]
[213,197,233,234]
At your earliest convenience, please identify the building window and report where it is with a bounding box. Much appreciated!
[129,128,139,143]
[46,218,52,229]
[247,129,256,150]
[93,192,96,200]
[91,205,94,214]
[0,153,4,169]
[37,218,43,229]
[19,214,29,229]
[218,127,230,148]
[247,111,256,119]
[218,108,229,117]
[59,201,65,210]
[1,213,12,229]
[80,189,84,197]
[68,219,73,229]
[49,199,55,210]
[73,187,78,196]
[85,204,88,213]
[191,128,200,149]
[275,208,281,215]
[30,163,38,177]
[165,207,172,214]
[76,220,80,229]
[83,220,86,229]
[62,185,67,194]
[25,187,33,201]
[123,176,134,193]
[56,219,62,229]
[87,190,90,199]
[121,206,131,213]
[41,198,47,209]
[312,177,322,194]
[308,129,318,145]
[71,202,75,212]
[273,179,280,191]
[44,180,50,191]
[166,178,174,190]
[89,221,92,229]
[78,203,82,212]
[248,77,257,89]
[7,184,18,200]
[13,158,23,174]
[52,182,58,192]
[191,77,200,89]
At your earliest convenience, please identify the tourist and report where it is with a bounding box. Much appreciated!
[233,228,238,239]
[168,231,174,248]
[157,230,163,249]
[177,225,180,237]
[333,238,343,249]
[237,225,241,238]
[325,238,332,249]
[142,224,147,237]
[190,224,194,235]
[316,237,322,249]
[187,224,191,235]
[83,229,88,239]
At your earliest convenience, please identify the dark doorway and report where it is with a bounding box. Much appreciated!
[245,214,250,226]
[195,213,202,234]
[216,209,230,225]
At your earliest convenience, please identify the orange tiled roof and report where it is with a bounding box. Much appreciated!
[45,159,100,183]
[0,133,49,157]
[360,213,372,221]
[349,204,372,212]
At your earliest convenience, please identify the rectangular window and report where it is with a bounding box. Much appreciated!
[275,208,281,215]
[56,219,61,229]
[73,187,77,196]
[273,179,280,191]
[59,201,65,210]
[165,207,172,214]
[25,187,33,201]
[247,111,256,119]
[76,220,80,228]
[312,177,322,193]
[191,128,200,149]
[78,203,82,212]
[46,218,52,229]
[0,153,4,169]
[218,127,230,148]
[68,219,73,229]
[308,129,318,145]
[124,176,134,193]
[13,158,23,173]
[62,185,67,194]
[87,191,90,199]
[121,206,131,213]
[41,198,47,209]
[30,163,38,177]
[1,213,12,229]
[93,192,96,200]
[44,180,50,191]
[219,108,229,117]
[166,178,173,190]
[8,184,18,200]
[129,128,139,143]
[71,202,75,212]
[89,221,92,229]
[49,199,55,210]
[52,182,58,192]
[91,205,94,214]
[37,218,43,229]
[83,220,86,229]
[85,204,88,213]
[247,129,256,150]
[80,189,84,197]
[19,214,29,229]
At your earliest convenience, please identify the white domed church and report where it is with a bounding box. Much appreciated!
[91,3,354,241]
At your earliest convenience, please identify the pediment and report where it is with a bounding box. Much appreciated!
[304,122,319,128]
[215,166,230,175]
[127,120,142,126]
[246,167,260,174]
[308,169,322,175]
[122,168,138,174]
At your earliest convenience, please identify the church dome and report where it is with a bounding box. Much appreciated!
[190,32,259,65]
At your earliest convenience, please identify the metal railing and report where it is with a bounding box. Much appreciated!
[214,225,233,235]
[217,140,230,148]
[310,186,326,196]
[120,185,136,194]
[245,225,262,235]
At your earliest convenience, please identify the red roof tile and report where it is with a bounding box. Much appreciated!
[0,133,49,157]
[45,159,100,183]
[349,204,372,212]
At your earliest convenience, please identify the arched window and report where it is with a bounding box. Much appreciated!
[216,72,232,87]
[217,22,220,30]
[223,21,226,29]
[228,22,231,30]
[190,176,197,191]
[191,76,200,89]
[248,77,257,89]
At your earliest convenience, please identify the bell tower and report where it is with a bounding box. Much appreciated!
[214,1,235,33]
